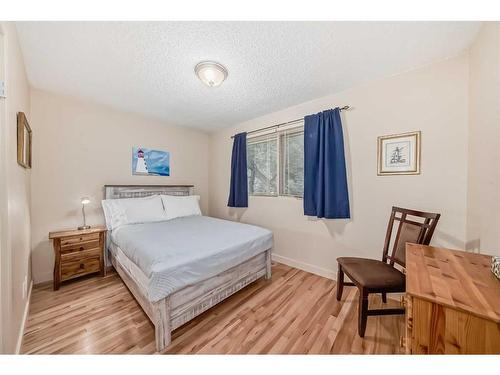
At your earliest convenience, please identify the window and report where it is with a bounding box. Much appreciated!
[247,125,304,197]
[280,129,304,197]
[247,134,278,196]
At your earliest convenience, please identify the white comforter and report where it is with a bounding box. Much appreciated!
[111,216,273,302]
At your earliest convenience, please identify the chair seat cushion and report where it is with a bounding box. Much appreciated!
[337,257,405,291]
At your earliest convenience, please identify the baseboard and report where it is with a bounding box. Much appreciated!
[271,253,337,280]
[272,254,404,305]
[33,271,53,285]
[15,280,33,354]
[33,280,52,288]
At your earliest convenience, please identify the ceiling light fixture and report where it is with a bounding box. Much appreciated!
[195,61,228,87]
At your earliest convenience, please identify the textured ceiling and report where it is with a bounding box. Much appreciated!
[16,21,481,131]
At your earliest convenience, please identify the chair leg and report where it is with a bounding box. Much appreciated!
[381,292,387,303]
[358,289,369,337]
[336,266,344,301]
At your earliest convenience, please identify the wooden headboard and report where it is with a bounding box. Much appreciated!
[104,184,194,200]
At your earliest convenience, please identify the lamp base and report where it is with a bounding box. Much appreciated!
[78,225,91,230]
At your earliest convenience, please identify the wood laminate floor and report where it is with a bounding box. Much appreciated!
[22,263,404,354]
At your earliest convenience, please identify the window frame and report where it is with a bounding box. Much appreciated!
[247,122,304,199]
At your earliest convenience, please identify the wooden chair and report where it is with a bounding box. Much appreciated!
[336,206,440,337]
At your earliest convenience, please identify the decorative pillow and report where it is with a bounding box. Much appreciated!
[101,195,166,230]
[161,195,202,220]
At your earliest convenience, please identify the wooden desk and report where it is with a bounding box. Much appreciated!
[404,244,500,354]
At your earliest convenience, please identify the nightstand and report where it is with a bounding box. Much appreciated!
[49,227,107,290]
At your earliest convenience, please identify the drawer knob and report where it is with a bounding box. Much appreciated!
[79,246,84,251]
[400,295,406,307]
[400,336,406,348]
[80,263,85,269]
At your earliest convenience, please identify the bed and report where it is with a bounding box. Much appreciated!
[103,185,273,352]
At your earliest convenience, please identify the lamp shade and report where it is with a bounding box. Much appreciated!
[195,61,228,87]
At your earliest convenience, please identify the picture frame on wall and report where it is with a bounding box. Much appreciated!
[377,131,420,175]
[17,112,32,169]
[132,146,170,176]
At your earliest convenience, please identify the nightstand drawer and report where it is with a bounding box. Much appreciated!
[61,257,101,281]
[61,239,100,254]
[61,247,101,262]
[60,233,100,247]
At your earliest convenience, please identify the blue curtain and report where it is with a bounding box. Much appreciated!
[227,132,248,207]
[303,108,350,219]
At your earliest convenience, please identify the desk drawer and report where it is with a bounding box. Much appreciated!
[404,294,413,354]
[61,257,101,281]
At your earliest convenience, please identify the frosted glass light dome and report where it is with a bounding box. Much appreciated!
[195,61,228,87]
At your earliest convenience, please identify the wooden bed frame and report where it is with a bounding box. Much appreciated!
[103,185,272,352]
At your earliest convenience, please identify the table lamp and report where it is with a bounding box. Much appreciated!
[78,196,91,230]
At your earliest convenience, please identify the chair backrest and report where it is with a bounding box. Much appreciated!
[382,206,440,268]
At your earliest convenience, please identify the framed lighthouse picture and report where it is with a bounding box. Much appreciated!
[132,147,170,176]
[377,131,420,175]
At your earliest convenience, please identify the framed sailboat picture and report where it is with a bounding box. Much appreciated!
[132,147,170,176]
[377,131,420,175]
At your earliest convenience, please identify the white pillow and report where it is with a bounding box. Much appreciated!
[101,195,166,230]
[161,195,202,220]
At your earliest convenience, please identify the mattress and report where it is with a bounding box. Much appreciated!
[109,242,150,292]
[110,215,273,302]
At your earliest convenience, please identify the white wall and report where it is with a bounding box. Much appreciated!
[467,22,500,255]
[30,89,210,283]
[209,55,469,279]
[0,22,32,354]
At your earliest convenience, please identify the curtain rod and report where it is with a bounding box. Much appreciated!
[230,106,350,139]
